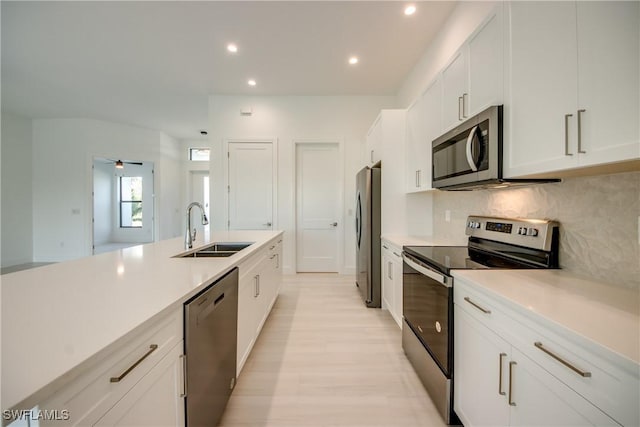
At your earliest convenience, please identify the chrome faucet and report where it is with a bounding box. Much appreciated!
[185,202,209,249]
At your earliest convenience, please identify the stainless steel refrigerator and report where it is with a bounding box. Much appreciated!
[355,163,381,308]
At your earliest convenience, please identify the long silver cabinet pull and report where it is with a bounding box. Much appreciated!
[534,341,591,377]
[371,150,374,163]
[254,275,259,298]
[179,354,187,398]
[498,353,507,395]
[383,245,389,250]
[564,113,573,156]
[458,96,464,121]
[464,296,491,314]
[110,344,158,383]
[393,252,401,258]
[416,170,419,187]
[508,361,517,406]
[462,93,468,118]
[577,109,586,153]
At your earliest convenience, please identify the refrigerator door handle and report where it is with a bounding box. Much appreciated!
[355,192,362,248]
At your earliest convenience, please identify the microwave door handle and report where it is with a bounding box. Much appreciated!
[465,125,479,172]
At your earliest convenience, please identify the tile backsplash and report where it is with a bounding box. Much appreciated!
[432,171,640,289]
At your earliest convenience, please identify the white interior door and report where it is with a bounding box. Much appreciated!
[189,171,210,242]
[296,143,340,272]
[228,142,274,230]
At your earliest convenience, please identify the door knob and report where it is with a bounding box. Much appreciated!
[330,222,338,227]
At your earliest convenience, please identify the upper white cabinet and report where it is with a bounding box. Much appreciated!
[405,77,441,193]
[505,1,640,177]
[441,5,504,132]
[365,114,383,166]
[442,50,469,130]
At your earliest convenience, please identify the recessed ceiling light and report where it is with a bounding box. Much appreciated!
[404,5,416,15]
[227,43,238,53]
[248,79,257,86]
[348,56,359,65]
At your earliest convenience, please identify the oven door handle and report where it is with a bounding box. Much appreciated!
[402,253,451,288]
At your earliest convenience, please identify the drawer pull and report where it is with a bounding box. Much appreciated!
[498,353,507,396]
[110,344,158,383]
[464,297,491,314]
[393,252,401,258]
[534,342,592,377]
[508,361,517,406]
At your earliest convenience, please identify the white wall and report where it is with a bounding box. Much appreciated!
[209,95,396,274]
[92,161,113,246]
[1,112,33,267]
[31,118,183,262]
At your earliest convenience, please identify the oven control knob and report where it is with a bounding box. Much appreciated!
[473,222,481,229]
[527,228,539,237]
[518,227,528,235]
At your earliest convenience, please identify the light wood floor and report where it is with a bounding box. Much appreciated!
[219,273,446,427]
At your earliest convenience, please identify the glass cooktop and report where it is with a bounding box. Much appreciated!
[403,246,487,274]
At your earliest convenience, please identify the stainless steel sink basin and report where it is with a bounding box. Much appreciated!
[175,242,254,258]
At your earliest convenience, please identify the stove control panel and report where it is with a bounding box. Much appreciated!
[465,215,558,251]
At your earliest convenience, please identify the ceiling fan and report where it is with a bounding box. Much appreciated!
[106,159,144,169]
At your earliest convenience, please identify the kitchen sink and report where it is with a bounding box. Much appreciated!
[175,242,254,258]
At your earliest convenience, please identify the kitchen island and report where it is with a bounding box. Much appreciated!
[1,230,283,418]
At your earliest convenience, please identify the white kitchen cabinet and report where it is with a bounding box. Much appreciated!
[504,1,639,178]
[237,235,283,373]
[35,309,184,427]
[365,114,382,166]
[441,4,503,132]
[405,78,441,193]
[441,49,468,131]
[454,278,635,427]
[381,239,403,328]
[94,342,185,426]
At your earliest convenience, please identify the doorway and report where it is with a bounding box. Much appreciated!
[295,142,342,272]
[227,141,275,230]
[92,158,154,254]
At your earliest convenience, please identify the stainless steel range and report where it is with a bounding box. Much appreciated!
[402,215,559,425]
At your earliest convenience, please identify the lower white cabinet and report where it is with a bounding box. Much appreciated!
[454,307,616,427]
[454,279,635,427]
[94,343,185,426]
[381,239,403,328]
[34,308,184,427]
[237,235,283,373]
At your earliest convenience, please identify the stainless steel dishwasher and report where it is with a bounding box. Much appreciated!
[184,267,238,427]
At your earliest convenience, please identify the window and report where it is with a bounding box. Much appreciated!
[189,148,210,161]
[120,176,143,228]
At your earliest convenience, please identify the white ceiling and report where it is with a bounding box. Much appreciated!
[1,1,456,139]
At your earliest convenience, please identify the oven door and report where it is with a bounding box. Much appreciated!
[402,252,452,376]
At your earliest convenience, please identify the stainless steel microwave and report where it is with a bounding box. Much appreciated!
[431,105,559,190]
[432,105,502,190]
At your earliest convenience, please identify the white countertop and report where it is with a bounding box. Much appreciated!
[381,234,467,248]
[452,269,640,366]
[1,230,282,411]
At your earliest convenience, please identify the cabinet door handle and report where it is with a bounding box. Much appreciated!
[389,261,393,280]
[498,353,507,396]
[179,354,187,398]
[383,245,389,250]
[254,275,259,298]
[415,170,419,187]
[110,344,158,383]
[564,113,573,156]
[417,170,421,187]
[371,149,374,163]
[577,109,586,153]
[508,361,517,406]
[462,93,468,118]
[458,96,464,121]
[393,252,401,258]
[464,296,491,314]
[534,342,591,377]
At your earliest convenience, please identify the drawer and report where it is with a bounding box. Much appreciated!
[454,279,639,427]
[512,313,639,427]
[37,308,182,426]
